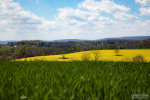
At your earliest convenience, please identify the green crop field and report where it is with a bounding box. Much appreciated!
[0,61,150,100]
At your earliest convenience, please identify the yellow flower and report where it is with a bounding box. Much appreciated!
[16,49,150,62]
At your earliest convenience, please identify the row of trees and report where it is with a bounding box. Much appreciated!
[8,39,150,50]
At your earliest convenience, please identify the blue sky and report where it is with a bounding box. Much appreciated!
[14,0,83,20]
[0,0,150,40]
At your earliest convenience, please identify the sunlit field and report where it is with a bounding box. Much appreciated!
[16,49,150,62]
[0,61,149,99]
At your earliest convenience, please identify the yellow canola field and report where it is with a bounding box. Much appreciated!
[16,49,150,62]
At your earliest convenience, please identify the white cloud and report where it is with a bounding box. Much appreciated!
[135,0,150,6]
[0,0,57,40]
[139,7,150,16]
[57,7,114,24]
[113,12,137,20]
[0,0,150,40]
[78,0,130,14]
[110,20,150,36]
[78,0,135,21]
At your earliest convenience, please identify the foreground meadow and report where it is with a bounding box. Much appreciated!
[0,61,149,100]
[16,49,150,62]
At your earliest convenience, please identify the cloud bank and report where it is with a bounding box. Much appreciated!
[0,0,150,40]
[135,0,150,6]
[140,7,150,16]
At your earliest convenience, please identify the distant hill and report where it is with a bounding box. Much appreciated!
[99,36,150,40]
[119,36,150,40]
[51,36,150,42]
[0,41,8,44]
[1,36,150,44]
[0,41,17,44]
[51,39,88,42]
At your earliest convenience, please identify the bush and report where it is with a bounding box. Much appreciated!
[0,56,11,61]
[59,55,69,59]
[81,52,91,61]
[132,55,145,62]
[92,50,100,61]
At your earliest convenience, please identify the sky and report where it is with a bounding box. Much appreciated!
[0,0,150,40]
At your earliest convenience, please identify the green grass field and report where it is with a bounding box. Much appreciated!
[0,61,150,100]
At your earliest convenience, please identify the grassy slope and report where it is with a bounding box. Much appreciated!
[0,61,150,100]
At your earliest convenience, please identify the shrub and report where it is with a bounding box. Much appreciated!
[114,46,122,56]
[92,50,100,61]
[114,49,121,56]
[0,56,11,61]
[59,55,69,59]
[132,55,145,62]
[81,52,91,61]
